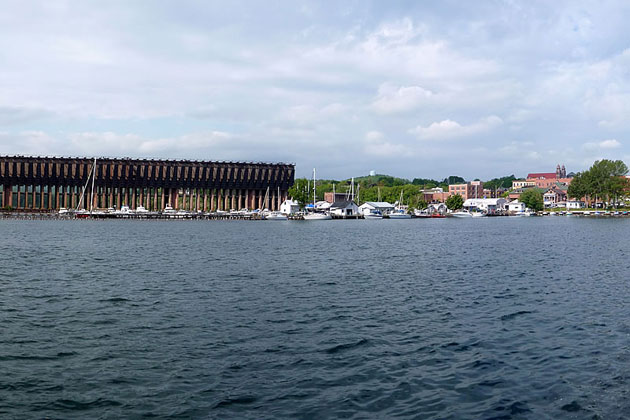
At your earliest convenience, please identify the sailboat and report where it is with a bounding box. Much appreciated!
[73,157,98,218]
[388,190,411,219]
[261,186,288,220]
[304,168,331,220]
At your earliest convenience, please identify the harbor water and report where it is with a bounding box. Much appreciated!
[1,217,629,419]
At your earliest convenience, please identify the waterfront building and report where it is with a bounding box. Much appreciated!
[567,200,586,209]
[330,200,360,218]
[428,202,447,215]
[358,201,395,215]
[543,183,568,208]
[507,200,526,213]
[280,199,300,215]
[448,181,483,200]
[462,198,507,214]
[0,155,294,212]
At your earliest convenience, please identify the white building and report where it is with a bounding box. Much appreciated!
[463,198,507,214]
[567,200,586,209]
[358,201,395,216]
[428,203,447,215]
[330,200,360,217]
[280,199,300,215]
[507,200,526,212]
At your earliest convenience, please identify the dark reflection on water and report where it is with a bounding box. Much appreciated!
[1,217,630,419]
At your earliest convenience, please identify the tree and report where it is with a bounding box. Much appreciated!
[520,189,544,212]
[446,194,464,210]
[288,178,310,207]
[567,172,589,201]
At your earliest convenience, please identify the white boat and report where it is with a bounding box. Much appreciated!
[388,209,411,219]
[513,211,532,217]
[389,191,411,218]
[58,207,69,214]
[303,168,332,221]
[136,205,149,214]
[450,210,472,218]
[265,211,288,220]
[363,209,383,219]
[414,209,431,218]
[471,211,486,218]
[163,204,175,213]
[304,211,332,220]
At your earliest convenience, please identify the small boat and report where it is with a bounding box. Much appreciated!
[450,210,472,218]
[388,209,411,219]
[363,209,383,219]
[304,211,332,220]
[58,207,69,215]
[471,211,486,218]
[414,209,431,218]
[265,211,288,220]
[513,211,532,217]
[303,168,332,221]
[136,205,149,214]
[431,213,446,218]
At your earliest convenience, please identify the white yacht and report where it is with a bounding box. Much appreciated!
[389,191,411,219]
[136,205,149,214]
[450,210,473,218]
[265,211,288,220]
[414,209,431,218]
[304,211,332,220]
[363,209,383,219]
[303,168,332,221]
[388,209,411,219]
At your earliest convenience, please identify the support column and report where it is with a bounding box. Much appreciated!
[203,190,208,212]
[161,188,166,210]
[230,189,236,210]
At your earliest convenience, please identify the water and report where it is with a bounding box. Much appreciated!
[1,217,629,419]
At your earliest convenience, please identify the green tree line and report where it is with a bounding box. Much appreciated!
[567,159,629,205]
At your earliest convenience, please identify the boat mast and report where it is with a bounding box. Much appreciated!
[76,158,94,211]
[89,157,96,213]
[312,168,316,207]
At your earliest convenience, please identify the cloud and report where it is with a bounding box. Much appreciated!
[371,83,434,114]
[409,115,503,140]
[583,139,622,150]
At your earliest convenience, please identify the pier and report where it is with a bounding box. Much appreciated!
[0,156,295,212]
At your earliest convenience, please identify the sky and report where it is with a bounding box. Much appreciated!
[2,0,630,180]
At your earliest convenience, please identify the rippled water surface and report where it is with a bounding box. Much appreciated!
[2,217,630,419]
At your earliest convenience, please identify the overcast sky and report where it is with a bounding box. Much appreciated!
[2,1,630,180]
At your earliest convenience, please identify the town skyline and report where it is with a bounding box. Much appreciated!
[2,1,630,179]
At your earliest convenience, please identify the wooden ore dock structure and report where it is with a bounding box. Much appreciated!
[0,156,295,212]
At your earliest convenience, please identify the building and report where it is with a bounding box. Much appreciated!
[428,203,447,215]
[280,199,300,215]
[512,180,536,189]
[330,200,359,217]
[448,180,483,200]
[567,200,586,209]
[358,201,395,215]
[462,198,507,214]
[526,164,572,189]
[421,187,451,203]
[507,200,526,213]
[324,192,351,203]
[543,183,568,208]
[0,155,295,212]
